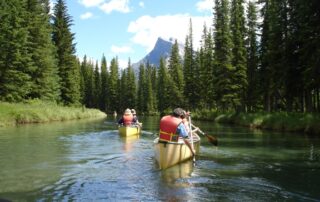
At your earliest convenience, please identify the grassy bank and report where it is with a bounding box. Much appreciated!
[0,101,107,127]
[192,109,320,135]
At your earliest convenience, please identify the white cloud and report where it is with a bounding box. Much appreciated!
[139,1,145,8]
[100,0,130,14]
[128,14,212,52]
[80,12,93,19]
[118,59,129,69]
[78,0,104,7]
[196,0,214,12]
[111,45,133,53]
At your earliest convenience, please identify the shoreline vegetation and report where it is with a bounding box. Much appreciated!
[0,101,106,127]
[192,109,320,135]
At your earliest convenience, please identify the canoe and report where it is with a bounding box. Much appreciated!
[153,134,200,169]
[118,125,141,137]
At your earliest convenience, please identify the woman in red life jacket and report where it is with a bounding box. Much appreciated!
[118,108,134,126]
[159,108,195,156]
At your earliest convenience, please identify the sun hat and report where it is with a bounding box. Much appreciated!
[124,108,132,115]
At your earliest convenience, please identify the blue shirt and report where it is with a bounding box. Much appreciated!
[176,123,189,138]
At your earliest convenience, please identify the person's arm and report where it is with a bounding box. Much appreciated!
[177,123,195,156]
[183,139,195,156]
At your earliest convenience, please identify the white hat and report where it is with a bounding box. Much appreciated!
[124,108,132,115]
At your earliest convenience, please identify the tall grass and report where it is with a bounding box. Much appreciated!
[192,109,320,135]
[0,100,106,127]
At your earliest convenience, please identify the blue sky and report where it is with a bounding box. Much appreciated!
[52,0,214,68]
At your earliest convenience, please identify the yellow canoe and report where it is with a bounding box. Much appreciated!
[154,134,200,169]
[118,125,141,137]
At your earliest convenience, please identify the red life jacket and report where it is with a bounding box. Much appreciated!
[159,115,182,142]
[123,114,133,126]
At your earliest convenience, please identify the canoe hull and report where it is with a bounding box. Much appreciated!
[154,136,200,169]
[118,125,141,137]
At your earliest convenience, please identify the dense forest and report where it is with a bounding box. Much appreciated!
[0,0,319,115]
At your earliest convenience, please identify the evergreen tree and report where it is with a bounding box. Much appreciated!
[213,0,234,111]
[80,56,94,107]
[230,0,247,111]
[183,19,197,109]
[145,63,156,112]
[93,61,101,108]
[137,64,146,112]
[259,0,289,111]
[199,24,215,108]
[125,59,137,109]
[52,0,80,105]
[150,64,158,110]
[158,58,171,113]
[295,0,320,112]
[0,0,32,102]
[259,0,272,111]
[246,1,259,112]
[26,0,60,101]
[119,69,127,111]
[108,57,120,113]
[168,39,185,107]
[100,55,108,111]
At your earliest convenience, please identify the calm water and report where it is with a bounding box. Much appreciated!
[0,116,319,201]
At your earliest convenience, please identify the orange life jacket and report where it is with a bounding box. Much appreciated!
[159,115,182,142]
[123,114,133,126]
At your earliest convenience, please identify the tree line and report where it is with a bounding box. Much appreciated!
[1,0,319,114]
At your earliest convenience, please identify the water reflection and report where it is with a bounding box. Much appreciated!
[120,135,140,153]
[161,160,194,184]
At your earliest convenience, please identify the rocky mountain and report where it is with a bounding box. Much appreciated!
[132,37,184,70]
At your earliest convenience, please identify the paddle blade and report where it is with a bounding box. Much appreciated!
[205,134,218,146]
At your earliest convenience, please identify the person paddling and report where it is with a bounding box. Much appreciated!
[159,108,195,156]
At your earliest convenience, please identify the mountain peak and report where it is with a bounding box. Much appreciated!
[133,37,183,69]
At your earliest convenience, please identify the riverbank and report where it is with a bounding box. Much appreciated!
[0,101,107,127]
[192,109,320,135]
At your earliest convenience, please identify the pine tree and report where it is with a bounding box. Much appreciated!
[295,0,320,112]
[108,57,120,113]
[100,55,108,111]
[168,39,185,107]
[125,59,137,109]
[183,19,197,109]
[230,0,247,111]
[119,69,127,111]
[158,58,171,113]
[26,0,60,101]
[52,0,80,105]
[246,1,259,112]
[80,56,94,107]
[93,61,101,108]
[145,63,156,112]
[213,0,234,111]
[199,24,215,108]
[0,0,32,102]
[137,64,146,112]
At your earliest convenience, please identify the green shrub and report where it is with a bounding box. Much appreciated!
[0,101,106,127]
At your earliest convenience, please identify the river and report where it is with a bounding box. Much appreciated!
[0,116,319,201]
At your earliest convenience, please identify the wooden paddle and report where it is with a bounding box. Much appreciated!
[191,124,218,146]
